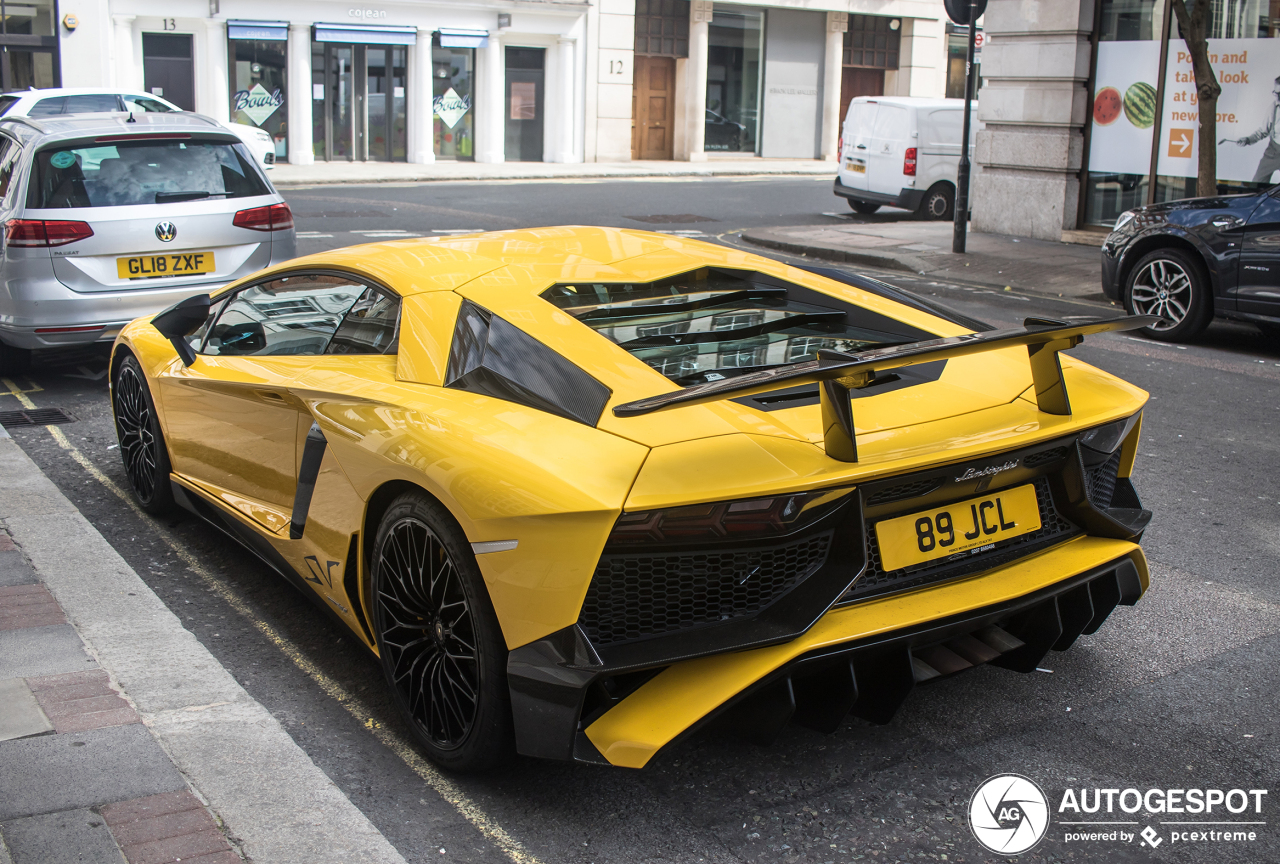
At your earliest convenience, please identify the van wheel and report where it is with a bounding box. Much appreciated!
[849,201,880,215]
[917,184,955,221]
[0,341,31,376]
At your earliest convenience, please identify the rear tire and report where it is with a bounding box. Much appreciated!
[1123,247,1212,342]
[371,491,515,772]
[849,200,880,215]
[916,183,955,221]
[112,355,175,514]
[0,341,31,377]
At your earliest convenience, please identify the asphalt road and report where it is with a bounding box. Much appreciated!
[3,177,1279,864]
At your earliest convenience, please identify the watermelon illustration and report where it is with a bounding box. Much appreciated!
[1093,86,1122,126]
[1124,82,1157,129]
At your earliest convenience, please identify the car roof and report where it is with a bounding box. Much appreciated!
[0,111,230,145]
[2,88,157,99]
[849,96,974,110]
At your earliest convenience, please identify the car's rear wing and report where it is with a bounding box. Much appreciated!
[613,315,1159,462]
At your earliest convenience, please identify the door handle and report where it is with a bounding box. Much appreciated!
[855,144,867,149]
[255,390,287,403]
[1211,216,1244,229]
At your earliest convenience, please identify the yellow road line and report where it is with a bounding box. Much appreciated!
[1,376,538,864]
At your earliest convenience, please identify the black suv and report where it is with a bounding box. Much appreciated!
[1102,187,1280,342]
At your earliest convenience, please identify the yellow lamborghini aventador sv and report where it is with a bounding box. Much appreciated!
[110,227,1157,771]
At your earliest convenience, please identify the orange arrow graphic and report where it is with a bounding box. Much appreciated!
[1168,128,1193,157]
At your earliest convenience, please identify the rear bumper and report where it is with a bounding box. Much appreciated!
[584,538,1147,767]
[0,281,217,349]
[833,178,925,212]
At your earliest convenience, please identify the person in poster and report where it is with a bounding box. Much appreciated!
[1223,74,1280,183]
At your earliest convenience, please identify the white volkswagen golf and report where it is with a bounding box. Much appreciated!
[0,112,296,373]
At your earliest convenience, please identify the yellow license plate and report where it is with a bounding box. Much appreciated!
[846,160,866,173]
[875,484,1042,572]
[117,251,215,280]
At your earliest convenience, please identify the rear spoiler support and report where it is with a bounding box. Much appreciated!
[615,315,1159,463]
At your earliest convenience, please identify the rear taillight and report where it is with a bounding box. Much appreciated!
[903,147,917,176]
[838,135,843,155]
[605,488,853,547]
[233,202,293,232]
[5,219,94,247]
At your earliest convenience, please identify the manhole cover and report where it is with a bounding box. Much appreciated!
[0,407,77,428]
[628,214,721,224]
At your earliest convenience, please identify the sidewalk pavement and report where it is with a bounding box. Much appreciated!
[741,220,1111,302]
[0,424,407,864]
[268,156,837,187]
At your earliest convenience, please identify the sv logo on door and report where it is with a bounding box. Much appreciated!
[304,555,341,589]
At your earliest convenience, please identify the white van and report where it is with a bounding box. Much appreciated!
[834,96,979,220]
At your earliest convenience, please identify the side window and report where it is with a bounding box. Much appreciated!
[123,97,175,114]
[325,288,400,355]
[0,138,15,201]
[62,94,124,113]
[200,273,368,357]
[29,97,67,116]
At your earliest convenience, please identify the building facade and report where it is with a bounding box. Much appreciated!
[44,0,952,165]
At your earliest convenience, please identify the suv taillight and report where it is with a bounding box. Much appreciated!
[904,147,917,176]
[233,202,293,232]
[5,219,94,248]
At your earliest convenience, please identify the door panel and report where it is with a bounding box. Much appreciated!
[633,56,675,160]
[1237,193,1280,315]
[142,34,195,111]
[865,103,908,196]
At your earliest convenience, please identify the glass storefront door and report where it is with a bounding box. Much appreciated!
[311,42,406,162]
[433,44,475,160]
[705,7,762,153]
[230,39,288,161]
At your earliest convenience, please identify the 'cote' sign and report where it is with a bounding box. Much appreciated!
[349,8,387,19]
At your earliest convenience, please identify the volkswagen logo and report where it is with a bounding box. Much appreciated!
[968,774,1050,855]
[155,221,177,242]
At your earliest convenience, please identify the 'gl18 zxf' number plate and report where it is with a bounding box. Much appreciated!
[117,251,215,280]
[875,484,1042,572]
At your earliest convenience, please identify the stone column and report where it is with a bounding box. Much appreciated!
[111,16,138,91]
[555,38,578,162]
[408,29,436,164]
[682,0,710,162]
[476,33,505,163]
[972,0,1094,240]
[202,21,230,122]
[821,12,847,161]
[287,24,314,166]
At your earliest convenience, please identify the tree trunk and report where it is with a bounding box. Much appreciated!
[1172,0,1222,198]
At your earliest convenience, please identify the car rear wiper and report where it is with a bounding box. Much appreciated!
[155,191,231,203]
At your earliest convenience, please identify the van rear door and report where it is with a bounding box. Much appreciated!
[839,100,876,192]
[865,103,910,197]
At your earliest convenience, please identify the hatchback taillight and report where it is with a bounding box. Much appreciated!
[904,147,917,176]
[233,202,293,232]
[5,219,94,248]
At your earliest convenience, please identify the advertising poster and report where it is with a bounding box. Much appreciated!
[1156,38,1280,182]
[1088,41,1162,175]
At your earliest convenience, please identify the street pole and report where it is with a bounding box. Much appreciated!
[952,2,978,254]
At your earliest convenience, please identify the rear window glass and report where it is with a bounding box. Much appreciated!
[541,269,931,386]
[871,104,908,142]
[30,94,122,116]
[28,139,269,209]
[0,96,18,116]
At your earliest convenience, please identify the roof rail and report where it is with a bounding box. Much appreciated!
[0,115,48,134]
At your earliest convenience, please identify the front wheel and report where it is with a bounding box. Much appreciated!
[113,355,175,514]
[916,183,955,221]
[1124,247,1212,342]
[371,492,514,771]
[849,200,880,215]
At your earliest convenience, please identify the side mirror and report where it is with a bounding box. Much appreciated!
[152,293,211,366]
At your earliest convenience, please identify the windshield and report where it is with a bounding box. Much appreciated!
[541,268,931,385]
[29,139,269,208]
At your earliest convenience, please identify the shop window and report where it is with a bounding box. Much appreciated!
[230,40,288,161]
[634,0,690,58]
[706,8,762,153]
[945,25,982,100]
[0,0,57,90]
[433,42,474,161]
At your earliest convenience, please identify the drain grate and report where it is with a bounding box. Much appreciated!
[0,407,77,428]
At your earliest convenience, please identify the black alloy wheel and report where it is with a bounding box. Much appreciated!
[850,200,881,215]
[1124,247,1212,342]
[113,355,175,514]
[372,491,514,771]
[917,183,955,221]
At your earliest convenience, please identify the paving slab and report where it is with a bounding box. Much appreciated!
[0,723,185,821]
[0,678,52,742]
[0,809,124,864]
[0,549,35,588]
[0,626,95,679]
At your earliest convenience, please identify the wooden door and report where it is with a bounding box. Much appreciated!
[632,56,675,160]
[839,67,884,129]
